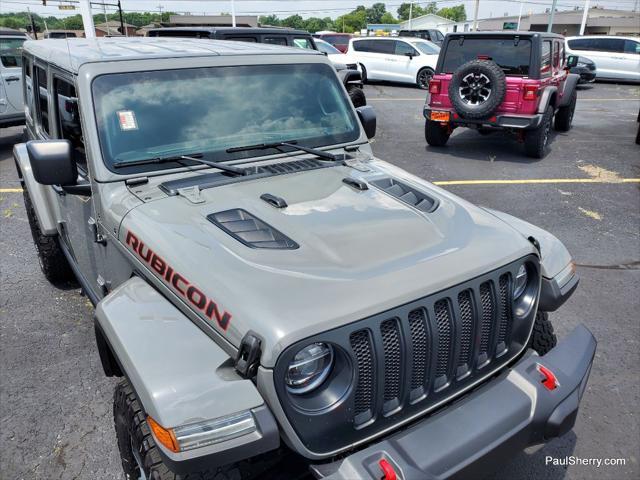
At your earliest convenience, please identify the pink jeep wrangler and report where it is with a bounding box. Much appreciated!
[424,32,580,158]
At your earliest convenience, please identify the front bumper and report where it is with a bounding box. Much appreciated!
[311,324,596,480]
[424,108,544,130]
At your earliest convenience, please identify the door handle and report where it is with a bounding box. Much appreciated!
[5,76,20,83]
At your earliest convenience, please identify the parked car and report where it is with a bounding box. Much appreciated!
[570,56,597,83]
[16,36,595,480]
[44,30,78,39]
[565,36,640,82]
[348,36,440,89]
[313,32,352,53]
[148,27,366,107]
[315,38,361,70]
[425,32,580,158]
[0,28,28,128]
[398,29,444,46]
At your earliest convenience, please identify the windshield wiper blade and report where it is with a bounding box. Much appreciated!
[113,153,246,176]
[226,140,338,162]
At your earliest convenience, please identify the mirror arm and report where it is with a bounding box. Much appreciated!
[62,183,92,196]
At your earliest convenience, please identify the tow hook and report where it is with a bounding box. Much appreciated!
[378,458,398,480]
[537,364,559,391]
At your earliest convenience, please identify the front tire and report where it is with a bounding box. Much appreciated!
[347,86,367,108]
[554,90,577,132]
[425,120,450,146]
[22,185,74,285]
[527,311,557,355]
[416,68,434,90]
[524,106,553,158]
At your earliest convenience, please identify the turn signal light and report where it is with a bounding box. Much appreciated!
[523,85,538,101]
[148,416,179,453]
[429,79,441,94]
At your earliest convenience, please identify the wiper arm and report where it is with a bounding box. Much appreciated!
[113,153,246,176]
[226,140,338,162]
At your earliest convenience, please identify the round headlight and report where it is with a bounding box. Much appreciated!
[285,343,334,394]
[513,264,528,299]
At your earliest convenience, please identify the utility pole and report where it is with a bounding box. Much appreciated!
[517,0,524,30]
[409,2,413,30]
[117,0,126,36]
[231,0,237,27]
[547,0,558,32]
[102,0,109,35]
[28,7,39,40]
[157,5,164,24]
[472,0,480,31]
[579,0,590,35]
[79,0,96,38]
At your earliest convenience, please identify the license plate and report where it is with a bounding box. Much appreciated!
[431,111,450,122]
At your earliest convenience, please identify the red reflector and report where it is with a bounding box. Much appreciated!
[477,55,490,60]
[453,112,459,119]
[429,79,441,94]
[379,458,397,480]
[489,116,497,122]
[524,85,538,101]
[537,364,559,390]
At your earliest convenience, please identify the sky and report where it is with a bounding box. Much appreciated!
[1,0,637,21]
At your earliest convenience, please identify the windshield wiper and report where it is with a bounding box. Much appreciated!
[113,153,246,176]
[226,141,339,162]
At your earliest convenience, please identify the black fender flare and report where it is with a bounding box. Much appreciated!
[537,86,558,114]
[337,68,363,87]
[558,73,580,107]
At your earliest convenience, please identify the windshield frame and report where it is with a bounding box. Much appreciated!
[90,62,362,176]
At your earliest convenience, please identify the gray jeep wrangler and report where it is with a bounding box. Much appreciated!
[15,37,595,480]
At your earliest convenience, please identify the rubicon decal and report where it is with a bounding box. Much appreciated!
[125,230,231,331]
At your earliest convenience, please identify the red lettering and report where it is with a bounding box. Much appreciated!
[187,286,206,310]
[125,230,139,249]
[150,254,166,276]
[206,300,232,331]
[137,242,153,262]
[171,273,188,295]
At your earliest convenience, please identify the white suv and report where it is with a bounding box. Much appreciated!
[348,36,440,89]
[565,35,639,82]
[1,28,28,128]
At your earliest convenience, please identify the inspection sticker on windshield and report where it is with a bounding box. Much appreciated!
[117,110,138,131]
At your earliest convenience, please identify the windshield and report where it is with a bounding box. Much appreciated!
[92,63,359,173]
[0,37,26,68]
[413,41,440,55]
[442,38,532,76]
[316,40,341,55]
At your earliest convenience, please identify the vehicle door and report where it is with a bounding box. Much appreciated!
[550,39,566,96]
[369,39,397,81]
[618,39,640,81]
[390,39,420,82]
[351,40,378,79]
[0,36,26,116]
[568,38,613,77]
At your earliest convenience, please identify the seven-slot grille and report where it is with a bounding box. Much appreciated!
[274,257,538,455]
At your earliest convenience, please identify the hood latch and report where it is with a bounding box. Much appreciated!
[235,332,262,378]
[177,186,205,204]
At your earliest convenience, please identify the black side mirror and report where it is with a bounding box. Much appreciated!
[26,140,77,186]
[404,52,414,59]
[356,105,376,139]
[566,55,579,69]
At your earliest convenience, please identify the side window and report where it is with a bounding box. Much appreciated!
[623,40,640,54]
[541,41,552,76]
[371,40,395,55]
[568,38,590,50]
[559,41,565,66]
[54,77,86,170]
[352,40,369,52]
[552,41,561,70]
[395,41,418,56]
[34,65,50,135]
[225,36,257,43]
[23,57,34,118]
[264,36,287,46]
[437,31,444,41]
[293,38,314,49]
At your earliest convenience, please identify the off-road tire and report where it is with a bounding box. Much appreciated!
[425,120,450,146]
[448,60,506,120]
[527,311,557,356]
[524,106,554,159]
[416,68,434,90]
[22,186,74,284]
[348,86,367,108]
[359,64,367,84]
[554,90,577,132]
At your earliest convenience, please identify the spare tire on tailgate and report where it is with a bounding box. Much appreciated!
[448,59,506,120]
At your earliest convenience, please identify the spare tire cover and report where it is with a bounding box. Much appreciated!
[448,59,506,120]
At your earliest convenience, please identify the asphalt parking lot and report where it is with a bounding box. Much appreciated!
[1,81,639,480]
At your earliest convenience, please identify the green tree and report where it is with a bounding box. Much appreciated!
[437,5,467,22]
[379,12,399,24]
[281,14,304,30]
[259,15,281,27]
[365,3,387,24]
[397,2,437,21]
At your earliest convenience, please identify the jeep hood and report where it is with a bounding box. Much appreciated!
[119,161,536,367]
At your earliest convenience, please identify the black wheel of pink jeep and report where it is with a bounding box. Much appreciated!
[554,90,577,132]
[416,68,434,90]
[524,105,553,159]
[527,311,557,355]
[22,185,74,285]
[448,59,506,120]
[425,120,450,147]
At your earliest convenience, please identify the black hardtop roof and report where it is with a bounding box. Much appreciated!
[445,31,565,40]
[149,26,312,36]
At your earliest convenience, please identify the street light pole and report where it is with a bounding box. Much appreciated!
[409,2,413,30]
[547,0,558,32]
[579,0,590,35]
[472,0,480,31]
[231,0,236,27]
[79,0,96,38]
[517,0,524,30]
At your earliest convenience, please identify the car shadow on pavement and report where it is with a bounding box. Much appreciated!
[0,128,24,154]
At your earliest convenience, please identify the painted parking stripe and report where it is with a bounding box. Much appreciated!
[0,188,23,193]
[433,178,640,186]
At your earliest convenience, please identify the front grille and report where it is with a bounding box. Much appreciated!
[274,256,539,455]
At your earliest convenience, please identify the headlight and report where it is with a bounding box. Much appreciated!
[513,264,528,299]
[285,343,334,394]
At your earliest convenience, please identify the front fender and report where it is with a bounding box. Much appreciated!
[483,208,578,312]
[13,143,59,235]
[95,277,279,471]
[558,73,580,107]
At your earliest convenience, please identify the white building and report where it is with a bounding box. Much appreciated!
[398,13,472,34]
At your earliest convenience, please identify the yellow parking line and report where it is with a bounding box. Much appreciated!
[0,188,23,193]
[432,178,640,186]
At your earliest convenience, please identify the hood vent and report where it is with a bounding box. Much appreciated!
[371,178,439,213]
[208,209,299,250]
[256,158,324,175]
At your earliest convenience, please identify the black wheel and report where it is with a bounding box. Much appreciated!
[448,60,506,119]
[425,120,450,147]
[527,311,557,356]
[359,64,367,84]
[554,90,577,132]
[22,185,74,285]
[348,86,367,108]
[524,106,554,159]
[416,68,434,90]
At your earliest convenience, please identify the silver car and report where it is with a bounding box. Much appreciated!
[15,37,595,480]
[565,35,640,82]
[0,28,28,128]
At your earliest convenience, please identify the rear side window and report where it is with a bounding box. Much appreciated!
[54,78,86,169]
[441,38,532,76]
[264,36,288,46]
[293,38,314,49]
[395,41,417,56]
[624,39,640,54]
[0,37,26,68]
[35,65,50,135]
[225,36,257,43]
[541,41,552,76]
